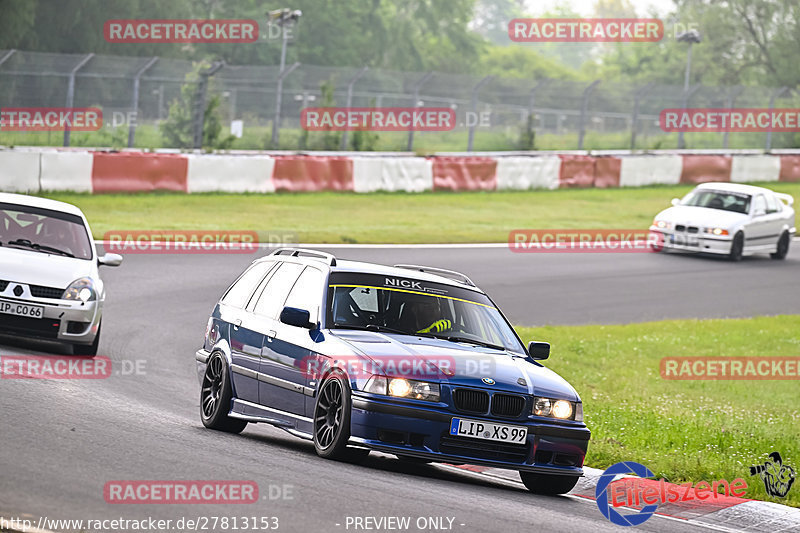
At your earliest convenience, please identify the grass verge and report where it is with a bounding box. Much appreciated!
[40,182,800,244]
[516,315,800,507]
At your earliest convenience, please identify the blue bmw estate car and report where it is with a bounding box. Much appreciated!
[196,248,590,494]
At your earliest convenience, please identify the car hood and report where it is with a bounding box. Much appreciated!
[655,205,747,228]
[330,330,579,401]
[0,246,94,288]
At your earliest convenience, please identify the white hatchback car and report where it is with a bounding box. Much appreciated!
[650,183,795,261]
[0,193,122,355]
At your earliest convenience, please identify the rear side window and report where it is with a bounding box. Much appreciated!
[766,194,780,214]
[284,267,326,323]
[753,195,767,214]
[220,261,275,309]
[253,262,304,319]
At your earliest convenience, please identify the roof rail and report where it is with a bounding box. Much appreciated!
[393,264,475,286]
[271,248,337,266]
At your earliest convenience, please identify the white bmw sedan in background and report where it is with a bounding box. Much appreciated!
[650,183,795,261]
[0,193,122,355]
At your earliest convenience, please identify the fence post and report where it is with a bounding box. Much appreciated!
[766,87,789,151]
[192,61,224,150]
[677,84,701,149]
[722,86,743,149]
[340,66,369,150]
[128,57,158,148]
[630,83,653,150]
[271,62,300,149]
[63,53,94,147]
[578,80,600,150]
[0,49,15,67]
[467,75,494,152]
[406,71,434,152]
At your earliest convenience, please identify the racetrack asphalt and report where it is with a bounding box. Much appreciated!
[1,246,797,533]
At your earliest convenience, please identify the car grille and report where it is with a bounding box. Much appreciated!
[453,389,490,414]
[440,435,529,463]
[29,285,64,299]
[0,316,61,338]
[0,281,64,299]
[491,393,526,418]
[687,226,699,234]
[534,450,583,467]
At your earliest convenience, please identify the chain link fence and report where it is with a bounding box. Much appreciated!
[1,49,798,151]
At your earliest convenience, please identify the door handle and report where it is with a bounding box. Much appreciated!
[266,330,277,342]
[232,319,242,330]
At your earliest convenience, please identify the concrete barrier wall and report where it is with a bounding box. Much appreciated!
[186,154,274,193]
[0,151,40,193]
[1,150,799,194]
[40,151,94,192]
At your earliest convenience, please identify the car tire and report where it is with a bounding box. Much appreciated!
[72,322,100,356]
[200,353,248,434]
[313,370,356,460]
[728,231,744,262]
[519,472,579,495]
[770,231,790,260]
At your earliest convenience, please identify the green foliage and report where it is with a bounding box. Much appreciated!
[159,62,235,150]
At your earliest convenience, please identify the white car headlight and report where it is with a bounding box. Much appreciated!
[533,396,579,420]
[654,220,671,229]
[703,227,729,236]
[62,277,96,302]
[364,375,440,402]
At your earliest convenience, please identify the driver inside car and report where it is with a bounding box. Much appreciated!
[411,296,452,334]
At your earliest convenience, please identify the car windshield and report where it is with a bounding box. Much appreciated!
[327,272,525,354]
[681,190,751,214]
[0,202,93,260]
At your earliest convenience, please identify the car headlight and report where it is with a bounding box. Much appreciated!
[704,227,729,236]
[533,396,579,420]
[62,277,96,302]
[654,220,671,229]
[364,376,440,402]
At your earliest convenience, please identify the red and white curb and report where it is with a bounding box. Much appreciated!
[440,463,800,532]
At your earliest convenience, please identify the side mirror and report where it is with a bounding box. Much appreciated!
[528,341,550,360]
[671,198,680,207]
[98,253,123,267]
[280,306,314,329]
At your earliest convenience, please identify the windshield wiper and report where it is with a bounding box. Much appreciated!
[436,335,507,351]
[6,239,75,257]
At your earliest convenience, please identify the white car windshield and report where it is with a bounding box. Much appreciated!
[328,273,525,353]
[0,203,93,260]
[681,190,751,214]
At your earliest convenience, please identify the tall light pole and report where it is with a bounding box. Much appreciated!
[677,29,701,149]
[268,8,302,148]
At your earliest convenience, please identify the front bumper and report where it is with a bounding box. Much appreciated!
[0,294,101,345]
[649,227,732,255]
[350,395,590,475]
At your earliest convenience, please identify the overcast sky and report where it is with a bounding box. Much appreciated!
[523,0,675,17]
